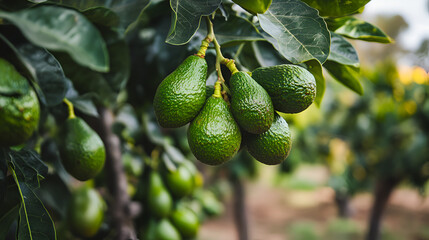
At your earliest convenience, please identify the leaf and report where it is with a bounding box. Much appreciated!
[232,0,272,14]
[300,0,370,17]
[163,144,186,163]
[0,148,9,204]
[70,94,99,118]
[210,14,264,47]
[252,41,291,67]
[82,7,120,28]
[0,205,19,239]
[166,0,222,45]
[161,152,177,172]
[328,32,359,67]
[0,5,109,72]
[306,60,325,106]
[324,60,363,95]
[326,16,392,43]
[9,149,48,189]
[258,0,330,64]
[36,174,71,219]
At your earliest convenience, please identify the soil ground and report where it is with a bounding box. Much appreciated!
[199,165,429,240]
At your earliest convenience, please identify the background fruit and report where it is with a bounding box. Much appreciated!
[165,164,194,198]
[153,55,208,128]
[188,96,242,165]
[154,219,182,240]
[0,59,40,147]
[246,113,292,165]
[252,64,316,114]
[170,206,200,238]
[59,117,106,181]
[148,172,173,218]
[230,71,274,134]
[67,187,105,238]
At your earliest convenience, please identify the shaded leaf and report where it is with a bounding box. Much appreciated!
[166,0,222,45]
[328,32,359,67]
[0,205,19,239]
[258,0,330,64]
[0,5,109,72]
[326,16,392,43]
[300,0,370,17]
[164,144,186,163]
[70,94,99,118]
[36,174,71,219]
[324,60,363,95]
[162,152,177,172]
[9,149,47,189]
[306,60,325,105]
[82,7,120,28]
[252,40,291,67]
[0,148,9,204]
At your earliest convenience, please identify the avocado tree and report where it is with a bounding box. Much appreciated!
[0,0,391,239]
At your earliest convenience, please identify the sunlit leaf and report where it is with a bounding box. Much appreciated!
[324,60,363,95]
[306,60,325,105]
[328,32,359,67]
[300,0,370,17]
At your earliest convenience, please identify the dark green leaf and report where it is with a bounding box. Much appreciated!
[36,174,71,219]
[166,0,222,45]
[9,149,48,190]
[306,60,325,105]
[0,205,19,239]
[70,94,99,118]
[212,14,264,47]
[0,5,109,72]
[82,7,120,28]
[0,148,9,204]
[252,41,291,67]
[300,0,370,17]
[328,32,359,67]
[324,60,363,95]
[258,0,330,64]
[326,16,392,43]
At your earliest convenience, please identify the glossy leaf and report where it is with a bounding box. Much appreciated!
[0,6,109,72]
[258,0,330,64]
[232,0,272,14]
[328,32,359,67]
[212,15,264,47]
[327,16,392,43]
[300,0,370,17]
[306,60,325,105]
[324,60,363,95]
[70,94,99,118]
[9,149,47,189]
[166,0,222,45]
[252,41,291,67]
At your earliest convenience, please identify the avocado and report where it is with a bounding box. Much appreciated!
[153,55,208,128]
[229,71,274,134]
[187,96,241,165]
[245,113,292,165]
[154,219,182,240]
[148,172,172,218]
[0,58,40,147]
[252,64,316,113]
[59,117,106,181]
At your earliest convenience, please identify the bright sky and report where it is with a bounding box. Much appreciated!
[363,0,429,51]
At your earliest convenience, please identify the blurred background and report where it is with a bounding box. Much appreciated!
[196,0,429,239]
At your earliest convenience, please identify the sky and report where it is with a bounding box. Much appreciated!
[363,0,429,51]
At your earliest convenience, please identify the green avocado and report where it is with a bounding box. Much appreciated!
[165,164,194,198]
[245,113,292,165]
[148,172,172,218]
[170,206,199,238]
[0,59,40,147]
[252,64,316,113]
[154,219,182,240]
[188,96,241,165]
[229,71,274,134]
[67,187,105,238]
[59,117,106,181]
[154,55,208,128]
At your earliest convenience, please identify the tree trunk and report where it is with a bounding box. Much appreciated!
[97,108,137,240]
[334,191,351,218]
[232,177,248,240]
[366,177,400,240]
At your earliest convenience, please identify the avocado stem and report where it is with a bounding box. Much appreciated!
[63,98,76,119]
[196,37,211,58]
[213,81,222,98]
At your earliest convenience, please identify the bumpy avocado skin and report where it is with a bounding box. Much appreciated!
[188,96,241,165]
[252,64,316,114]
[153,55,208,128]
[0,59,40,147]
[246,113,292,165]
[229,72,274,134]
[59,118,106,181]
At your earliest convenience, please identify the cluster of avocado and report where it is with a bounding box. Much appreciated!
[142,161,202,240]
[154,54,316,166]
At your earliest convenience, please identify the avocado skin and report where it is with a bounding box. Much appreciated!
[59,117,106,181]
[252,64,316,114]
[246,113,292,165]
[229,72,274,134]
[154,55,207,128]
[188,96,241,165]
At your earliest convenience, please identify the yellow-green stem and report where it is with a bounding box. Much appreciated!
[213,81,222,98]
[63,98,76,119]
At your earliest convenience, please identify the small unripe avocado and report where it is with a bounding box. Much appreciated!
[170,206,199,238]
[188,96,241,165]
[148,172,173,218]
[229,71,274,134]
[246,113,292,165]
[59,117,105,181]
[154,55,208,128]
[252,64,316,113]
[154,219,182,240]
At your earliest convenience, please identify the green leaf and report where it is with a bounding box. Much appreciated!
[300,0,370,17]
[69,94,99,118]
[0,205,19,239]
[252,41,291,67]
[258,0,330,64]
[324,60,363,95]
[326,16,392,43]
[0,148,9,204]
[328,32,359,67]
[82,7,120,28]
[36,174,71,219]
[166,0,222,45]
[0,5,109,72]
[212,14,264,47]
[9,149,47,189]
[232,0,272,14]
[306,60,325,105]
